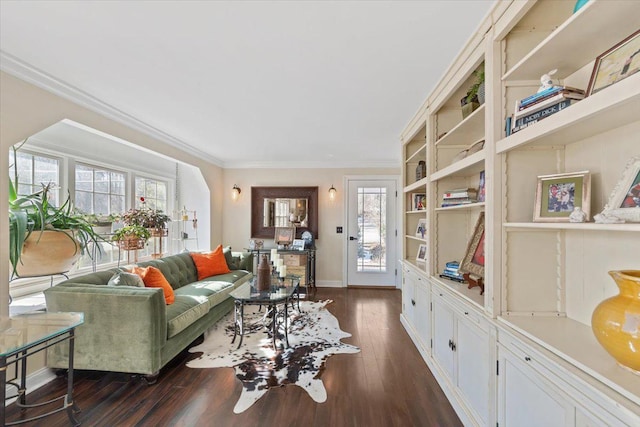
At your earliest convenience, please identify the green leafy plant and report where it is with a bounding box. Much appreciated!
[111,225,151,242]
[120,198,171,230]
[463,67,485,105]
[8,142,104,277]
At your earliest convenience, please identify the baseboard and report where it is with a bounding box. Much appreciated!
[347,285,396,290]
[4,367,57,406]
[315,280,343,288]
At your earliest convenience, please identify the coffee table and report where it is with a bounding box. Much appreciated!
[1,312,84,426]
[229,276,300,350]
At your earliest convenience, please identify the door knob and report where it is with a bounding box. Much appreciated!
[349,236,357,241]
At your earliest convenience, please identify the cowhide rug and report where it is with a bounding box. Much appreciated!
[187,299,360,413]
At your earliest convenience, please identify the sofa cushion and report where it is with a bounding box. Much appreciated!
[223,246,235,268]
[136,253,198,289]
[131,266,176,305]
[165,294,210,338]
[175,270,251,308]
[107,270,145,287]
[190,245,231,280]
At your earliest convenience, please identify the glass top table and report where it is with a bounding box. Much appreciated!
[1,312,84,426]
[229,276,300,350]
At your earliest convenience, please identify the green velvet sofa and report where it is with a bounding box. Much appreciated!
[43,251,253,382]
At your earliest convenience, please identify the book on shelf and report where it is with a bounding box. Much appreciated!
[517,90,584,112]
[515,93,582,120]
[517,85,584,109]
[443,188,477,199]
[441,199,476,207]
[511,99,576,133]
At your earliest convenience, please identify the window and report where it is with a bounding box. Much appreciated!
[135,177,168,212]
[8,149,60,205]
[274,199,290,226]
[75,163,126,215]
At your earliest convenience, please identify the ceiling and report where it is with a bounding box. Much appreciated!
[0,0,494,168]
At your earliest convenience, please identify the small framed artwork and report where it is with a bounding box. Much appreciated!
[600,156,640,222]
[416,244,427,263]
[461,212,485,278]
[411,193,426,211]
[291,239,306,251]
[477,170,486,203]
[534,171,591,222]
[274,226,296,245]
[586,30,640,96]
[415,218,427,239]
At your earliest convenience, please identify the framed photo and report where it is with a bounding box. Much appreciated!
[534,171,591,222]
[291,239,305,251]
[411,193,426,211]
[586,30,640,96]
[274,226,295,245]
[477,170,486,203]
[600,156,640,222]
[415,218,427,239]
[461,212,485,278]
[416,244,427,263]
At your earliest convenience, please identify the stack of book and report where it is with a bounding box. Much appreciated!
[439,261,465,283]
[441,188,477,207]
[508,86,585,134]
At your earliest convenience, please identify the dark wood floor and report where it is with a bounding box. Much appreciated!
[5,288,461,427]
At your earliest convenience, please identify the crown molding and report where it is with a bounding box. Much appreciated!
[0,51,223,167]
[222,159,400,170]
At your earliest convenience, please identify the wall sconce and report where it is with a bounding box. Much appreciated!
[232,184,241,200]
[328,185,337,201]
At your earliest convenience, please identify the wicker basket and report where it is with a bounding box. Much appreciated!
[117,238,146,251]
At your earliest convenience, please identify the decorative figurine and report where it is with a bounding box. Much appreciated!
[538,69,558,93]
[569,206,588,223]
[594,211,625,224]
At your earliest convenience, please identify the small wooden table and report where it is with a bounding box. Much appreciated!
[1,312,84,426]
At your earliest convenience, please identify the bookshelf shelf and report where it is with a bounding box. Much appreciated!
[435,104,485,147]
[431,150,485,181]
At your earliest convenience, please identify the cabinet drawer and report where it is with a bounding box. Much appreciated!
[283,254,306,266]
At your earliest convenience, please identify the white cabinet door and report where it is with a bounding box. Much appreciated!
[499,347,573,427]
[457,316,491,426]
[414,276,431,352]
[402,268,416,326]
[432,294,455,379]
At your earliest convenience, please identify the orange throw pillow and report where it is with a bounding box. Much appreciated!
[190,245,231,280]
[131,266,175,305]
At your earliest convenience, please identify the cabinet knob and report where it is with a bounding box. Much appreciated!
[464,311,469,315]
[411,299,416,306]
[524,356,531,362]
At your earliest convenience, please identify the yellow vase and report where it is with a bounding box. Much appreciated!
[591,270,640,374]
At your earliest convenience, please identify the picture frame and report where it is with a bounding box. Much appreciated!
[416,244,427,263]
[415,218,427,239]
[586,30,640,96]
[411,193,426,211]
[460,212,485,278]
[274,226,296,245]
[533,171,591,222]
[477,170,486,203]
[291,239,306,251]
[599,156,640,222]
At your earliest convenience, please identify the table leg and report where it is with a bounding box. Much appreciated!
[283,300,289,348]
[66,331,81,426]
[1,356,6,427]
[271,303,277,349]
[236,302,245,349]
[19,350,27,407]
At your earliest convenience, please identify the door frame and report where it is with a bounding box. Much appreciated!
[342,175,402,289]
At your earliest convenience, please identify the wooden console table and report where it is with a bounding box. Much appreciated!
[250,248,316,289]
[1,312,84,426]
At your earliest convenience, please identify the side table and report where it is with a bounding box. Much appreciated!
[1,312,84,426]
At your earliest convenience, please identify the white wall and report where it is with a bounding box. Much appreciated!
[222,167,399,286]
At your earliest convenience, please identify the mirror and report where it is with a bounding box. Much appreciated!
[251,187,318,239]
[262,198,308,227]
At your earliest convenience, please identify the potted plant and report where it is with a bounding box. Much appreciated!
[9,178,104,279]
[120,197,170,237]
[111,225,151,250]
[461,66,485,118]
